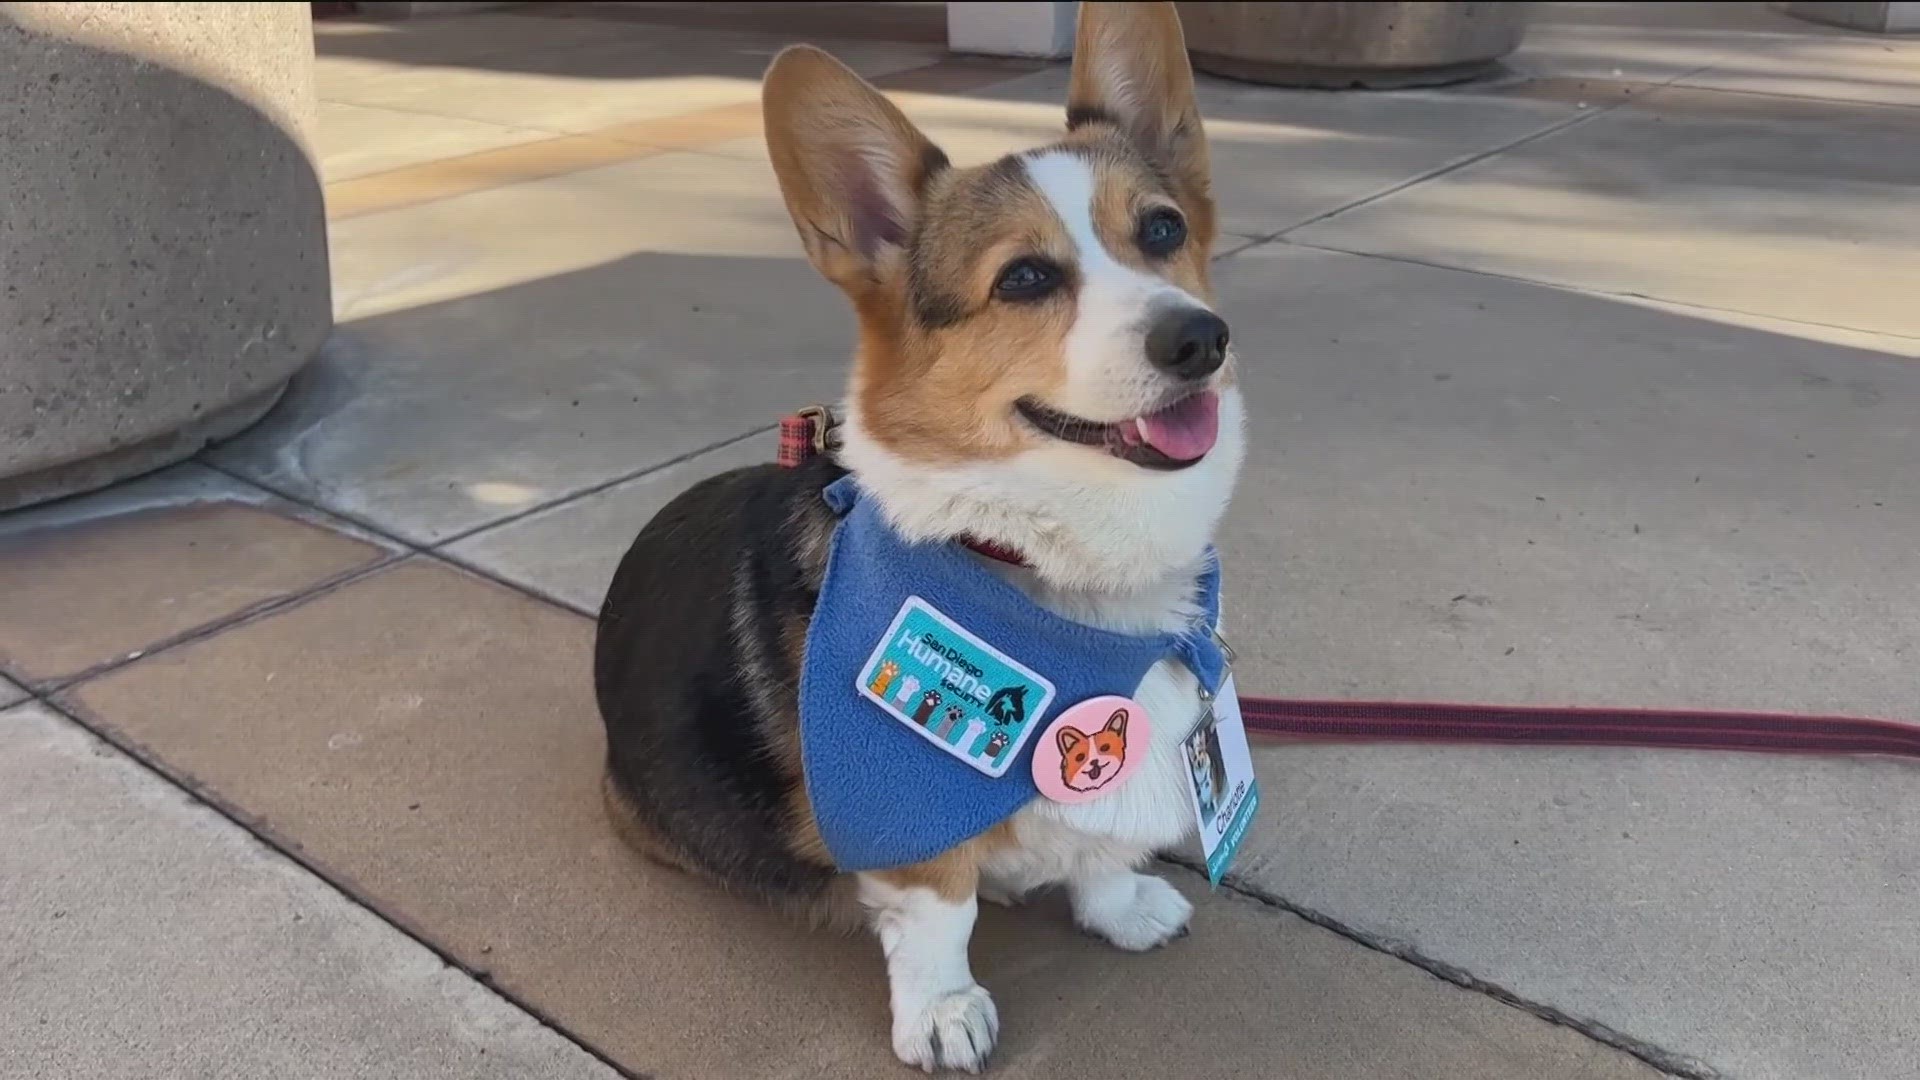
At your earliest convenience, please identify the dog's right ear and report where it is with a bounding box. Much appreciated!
[1057,727,1087,756]
[763,46,947,297]
[1067,3,1211,214]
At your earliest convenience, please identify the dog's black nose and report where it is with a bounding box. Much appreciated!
[1146,308,1230,381]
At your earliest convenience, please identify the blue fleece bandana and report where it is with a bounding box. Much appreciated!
[800,477,1227,872]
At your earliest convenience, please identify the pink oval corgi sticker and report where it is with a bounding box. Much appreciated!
[1032,696,1150,804]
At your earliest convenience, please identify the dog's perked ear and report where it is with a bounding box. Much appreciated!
[1066,2,1213,214]
[762,46,948,297]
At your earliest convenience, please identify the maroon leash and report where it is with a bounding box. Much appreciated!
[780,407,1920,760]
[1234,697,1920,757]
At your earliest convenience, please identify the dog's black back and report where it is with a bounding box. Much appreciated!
[593,457,845,903]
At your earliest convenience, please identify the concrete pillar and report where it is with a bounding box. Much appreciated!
[0,3,330,511]
[1178,2,1529,90]
[947,1,1077,59]
[1783,2,1920,32]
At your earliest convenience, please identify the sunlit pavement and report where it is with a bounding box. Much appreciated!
[5,5,1917,1078]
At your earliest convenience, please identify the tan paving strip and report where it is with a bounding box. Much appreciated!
[0,501,392,691]
[325,56,1045,220]
[325,133,658,220]
[50,547,1665,1080]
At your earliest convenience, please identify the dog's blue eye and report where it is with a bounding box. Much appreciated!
[992,258,1062,301]
[1137,208,1187,258]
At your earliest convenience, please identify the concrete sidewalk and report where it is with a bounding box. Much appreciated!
[4,4,1917,1078]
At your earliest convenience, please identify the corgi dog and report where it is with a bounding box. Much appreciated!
[594,3,1244,1072]
[1058,709,1131,793]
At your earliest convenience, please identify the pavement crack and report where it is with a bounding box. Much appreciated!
[1273,239,1920,345]
[1267,103,1616,242]
[1259,62,1727,247]
[1162,856,1722,1080]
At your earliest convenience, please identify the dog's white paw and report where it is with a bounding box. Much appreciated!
[892,983,999,1074]
[976,880,1028,908]
[1072,871,1194,952]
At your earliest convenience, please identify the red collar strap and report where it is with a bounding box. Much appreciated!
[779,405,1031,567]
[957,536,1032,567]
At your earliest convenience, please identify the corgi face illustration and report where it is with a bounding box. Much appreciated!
[1056,709,1130,793]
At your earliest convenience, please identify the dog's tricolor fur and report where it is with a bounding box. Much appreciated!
[594,4,1244,1071]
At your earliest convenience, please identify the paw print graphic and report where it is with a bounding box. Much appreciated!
[868,659,902,697]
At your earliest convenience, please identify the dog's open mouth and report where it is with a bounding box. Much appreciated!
[1016,389,1221,470]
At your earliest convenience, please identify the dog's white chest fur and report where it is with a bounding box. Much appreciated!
[1014,656,1203,850]
[970,563,1222,897]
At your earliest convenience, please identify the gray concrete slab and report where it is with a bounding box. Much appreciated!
[315,9,632,79]
[699,66,1585,239]
[1210,243,1920,1079]
[317,17,942,134]
[1234,743,1920,1080]
[211,150,848,543]
[1008,69,1592,239]
[1217,240,1919,716]
[1677,25,1920,108]
[443,430,775,612]
[1289,86,1920,337]
[0,701,621,1080]
[1505,1,1834,84]
[0,676,24,710]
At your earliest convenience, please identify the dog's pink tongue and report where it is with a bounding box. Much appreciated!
[1134,390,1220,461]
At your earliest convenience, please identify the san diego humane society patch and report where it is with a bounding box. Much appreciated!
[799,477,1230,872]
[859,598,1055,777]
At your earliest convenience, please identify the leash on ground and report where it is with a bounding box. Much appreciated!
[780,407,1920,760]
[1234,696,1920,758]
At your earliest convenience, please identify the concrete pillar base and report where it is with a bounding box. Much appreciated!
[1783,2,1920,33]
[1178,2,1529,90]
[0,3,330,511]
[947,1,1077,59]
[0,382,285,514]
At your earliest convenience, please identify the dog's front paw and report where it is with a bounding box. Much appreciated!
[1072,871,1194,952]
[976,880,1028,908]
[892,983,999,1074]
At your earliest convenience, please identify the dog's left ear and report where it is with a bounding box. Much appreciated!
[1104,709,1129,738]
[1067,2,1211,203]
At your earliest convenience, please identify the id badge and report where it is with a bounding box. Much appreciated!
[1183,673,1260,887]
